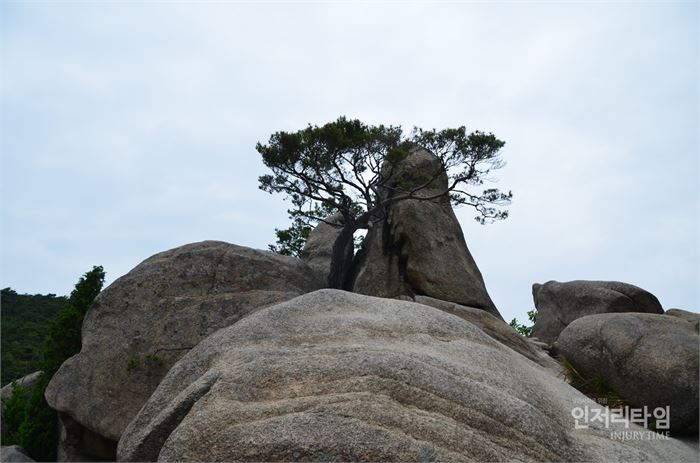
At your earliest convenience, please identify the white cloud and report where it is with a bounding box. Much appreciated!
[1,1,696,321]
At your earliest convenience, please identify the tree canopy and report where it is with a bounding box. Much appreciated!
[257,117,512,287]
[1,266,105,461]
[1,288,67,386]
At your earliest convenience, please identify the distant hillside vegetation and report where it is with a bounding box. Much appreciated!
[1,288,67,386]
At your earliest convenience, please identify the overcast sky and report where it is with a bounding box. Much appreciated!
[1,1,697,322]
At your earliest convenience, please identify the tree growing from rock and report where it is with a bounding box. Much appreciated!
[258,117,511,288]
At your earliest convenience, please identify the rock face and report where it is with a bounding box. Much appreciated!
[118,290,696,462]
[45,241,322,444]
[0,371,42,401]
[352,148,501,319]
[665,308,700,332]
[411,295,558,371]
[56,413,118,462]
[530,280,663,344]
[299,213,344,285]
[557,312,699,434]
[0,446,34,462]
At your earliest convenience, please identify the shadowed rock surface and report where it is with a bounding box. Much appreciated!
[299,212,344,285]
[45,241,322,444]
[56,413,118,462]
[352,148,501,319]
[117,290,696,462]
[0,446,34,462]
[557,312,699,434]
[531,280,663,344]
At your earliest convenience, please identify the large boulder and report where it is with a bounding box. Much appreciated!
[557,312,699,434]
[665,308,700,332]
[45,241,322,445]
[0,446,34,462]
[299,213,345,285]
[531,280,663,345]
[118,290,696,462]
[352,147,501,319]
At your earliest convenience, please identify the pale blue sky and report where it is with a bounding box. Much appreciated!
[1,1,697,322]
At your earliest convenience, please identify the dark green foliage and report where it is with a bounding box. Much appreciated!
[258,117,511,285]
[1,266,105,461]
[126,357,141,371]
[268,218,312,257]
[258,117,510,228]
[15,373,55,461]
[1,288,67,386]
[39,271,101,377]
[509,309,537,337]
[126,354,164,372]
[1,381,29,443]
[41,266,105,374]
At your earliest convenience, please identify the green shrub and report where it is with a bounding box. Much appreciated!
[509,308,537,337]
[1,289,66,385]
[2,266,105,461]
[1,381,29,444]
[16,373,55,461]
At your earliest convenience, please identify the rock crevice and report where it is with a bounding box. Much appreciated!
[351,148,501,319]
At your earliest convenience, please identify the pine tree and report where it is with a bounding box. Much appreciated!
[1,266,105,461]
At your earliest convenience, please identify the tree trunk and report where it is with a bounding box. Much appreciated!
[327,223,356,290]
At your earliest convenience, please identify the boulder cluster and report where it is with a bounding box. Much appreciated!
[2,149,697,462]
[530,280,698,435]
